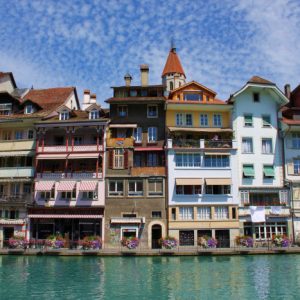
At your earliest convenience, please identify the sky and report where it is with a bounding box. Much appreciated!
[0,0,299,107]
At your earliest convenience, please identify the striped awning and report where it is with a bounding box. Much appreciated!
[28,214,103,219]
[79,181,98,191]
[176,178,203,185]
[35,181,55,191]
[56,181,76,191]
[68,153,99,159]
[36,154,68,160]
[205,178,232,185]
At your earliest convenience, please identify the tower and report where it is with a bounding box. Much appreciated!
[162,47,186,93]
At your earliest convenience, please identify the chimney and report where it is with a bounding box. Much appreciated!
[83,89,90,104]
[124,73,132,87]
[90,94,97,104]
[284,84,291,99]
[140,64,149,86]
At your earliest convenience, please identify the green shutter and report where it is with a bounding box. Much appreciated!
[244,115,253,125]
[263,116,271,126]
[243,165,255,177]
[263,166,275,177]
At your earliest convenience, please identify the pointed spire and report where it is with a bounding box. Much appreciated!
[162,47,185,78]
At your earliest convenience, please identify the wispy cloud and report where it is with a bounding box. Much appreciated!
[0,0,299,106]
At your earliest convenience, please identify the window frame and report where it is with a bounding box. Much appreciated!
[261,138,273,154]
[147,105,158,118]
[213,114,222,127]
[148,127,157,143]
[128,180,143,196]
[118,105,128,117]
[148,179,163,196]
[262,115,271,127]
[200,114,208,127]
[244,114,253,127]
[108,180,124,196]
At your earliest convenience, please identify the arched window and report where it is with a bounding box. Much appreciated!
[169,81,174,91]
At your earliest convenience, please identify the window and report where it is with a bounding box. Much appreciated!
[27,130,34,139]
[249,222,287,240]
[54,136,64,145]
[171,208,176,220]
[200,114,208,127]
[11,183,20,196]
[148,179,163,196]
[0,103,12,115]
[176,185,201,195]
[262,115,271,127]
[61,189,76,200]
[204,155,229,168]
[175,153,201,167]
[184,93,202,101]
[118,105,127,117]
[197,207,211,220]
[5,210,19,220]
[294,159,300,175]
[206,185,231,194]
[25,104,33,114]
[15,131,23,140]
[133,127,142,142]
[82,191,94,200]
[242,137,253,153]
[23,183,31,194]
[40,189,55,200]
[152,211,162,218]
[59,111,69,120]
[2,131,11,140]
[243,164,255,178]
[215,206,229,219]
[128,180,143,196]
[130,90,137,97]
[90,110,99,119]
[147,105,158,118]
[179,230,194,246]
[232,207,237,219]
[74,136,83,145]
[262,138,273,154]
[147,152,158,167]
[240,191,250,205]
[213,114,222,127]
[141,90,148,97]
[0,184,5,196]
[114,149,124,169]
[169,81,174,91]
[292,133,300,149]
[279,190,288,205]
[253,92,260,102]
[244,114,253,127]
[109,181,123,196]
[148,127,157,142]
[179,207,194,220]
[122,213,137,218]
[176,113,183,126]
[185,114,193,126]
[263,165,275,178]
[249,192,280,206]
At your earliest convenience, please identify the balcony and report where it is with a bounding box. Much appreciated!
[0,140,35,151]
[168,139,236,150]
[239,206,291,217]
[37,144,103,153]
[130,166,165,176]
[0,167,34,178]
[36,172,103,179]
[0,194,33,205]
[106,138,134,148]
[204,140,232,149]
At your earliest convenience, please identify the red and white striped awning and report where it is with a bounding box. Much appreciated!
[36,154,68,160]
[35,181,55,191]
[28,214,103,219]
[56,181,76,191]
[79,181,98,191]
[68,153,99,159]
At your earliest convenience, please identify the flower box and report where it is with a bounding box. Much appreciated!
[198,236,218,248]
[78,236,102,250]
[235,236,254,248]
[121,237,139,249]
[159,237,177,249]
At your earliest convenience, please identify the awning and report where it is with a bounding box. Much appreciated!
[0,219,26,225]
[204,152,230,155]
[56,181,76,191]
[0,178,32,183]
[35,181,55,191]
[134,147,164,151]
[175,178,203,185]
[168,127,233,133]
[0,150,34,156]
[109,124,137,128]
[68,153,99,159]
[205,178,232,185]
[110,217,145,224]
[263,166,275,177]
[243,165,255,177]
[79,181,98,191]
[36,154,68,160]
[28,214,103,219]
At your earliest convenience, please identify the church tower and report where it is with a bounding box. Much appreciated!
[162,47,186,93]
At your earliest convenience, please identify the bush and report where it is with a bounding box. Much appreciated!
[78,236,102,250]
[235,236,254,248]
[121,237,139,249]
[8,236,29,249]
[45,235,65,248]
[198,236,218,248]
[159,237,177,249]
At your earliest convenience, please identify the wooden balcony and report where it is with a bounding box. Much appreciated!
[37,144,103,153]
[106,138,134,148]
[130,166,165,176]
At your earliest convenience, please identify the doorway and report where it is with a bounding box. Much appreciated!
[151,225,162,249]
[215,230,230,248]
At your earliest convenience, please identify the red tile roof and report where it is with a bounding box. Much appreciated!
[247,76,275,85]
[281,117,300,125]
[162,48,185,77]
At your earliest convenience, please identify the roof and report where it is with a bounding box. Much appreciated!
[281,117,300,125]
[0,71,17,88]
[162,48,186,77]
[247,76,275,85]
[106,97,166,103]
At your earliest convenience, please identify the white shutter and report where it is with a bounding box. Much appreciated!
[279,190,288,205]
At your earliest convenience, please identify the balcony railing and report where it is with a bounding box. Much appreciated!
[106,138,134,148]
[0,139,35,151]
[168,139,235,149]
[204,140,232,149]
[36,172,102,179]
[0,167,34,178]
[131,166,165,176]
[0,194,33,204]
[37,144,103,153]
[173,139,200,148]
[239,206,291,217]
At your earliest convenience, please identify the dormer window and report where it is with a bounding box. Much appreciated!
[0,103,12,115]
[25,104,33,114]
[184,93,203,101]
[60,110,69,120]
[90,110,99,120]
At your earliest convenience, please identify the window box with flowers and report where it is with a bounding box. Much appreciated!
[272,234,291,247]
[78,236,102,250]
[121,237,139,250]
[235,236,254,248]
[8,236,29,249]
[159,237,177,250]
[198,236,218,248]
[45,235,65,249]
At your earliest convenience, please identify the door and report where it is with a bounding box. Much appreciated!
[151,225,162,249]
[215,230,230,248]
[3,227,14,247]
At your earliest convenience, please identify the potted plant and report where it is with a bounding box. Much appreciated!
[45,235,65,249]
[121,237,139,249]
[198,236,218,248]
[8,236,29,249]
[235,236,254,248]
[272,234,290,247]
[78,236,102,250]
[159,236,177,249]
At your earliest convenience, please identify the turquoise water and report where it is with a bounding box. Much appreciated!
[0,255,299,300]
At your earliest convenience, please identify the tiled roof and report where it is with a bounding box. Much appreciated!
[281,117,300,125]
[247,76,275,85]
[162,48,185,77]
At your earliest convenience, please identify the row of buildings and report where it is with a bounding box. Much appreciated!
[0,47,299,248]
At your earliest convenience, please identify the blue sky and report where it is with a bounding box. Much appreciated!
[0,0,299,107]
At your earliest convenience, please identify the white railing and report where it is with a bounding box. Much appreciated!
[239,206,291,217]
[36,172,102,179]
[38,144,103,153]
